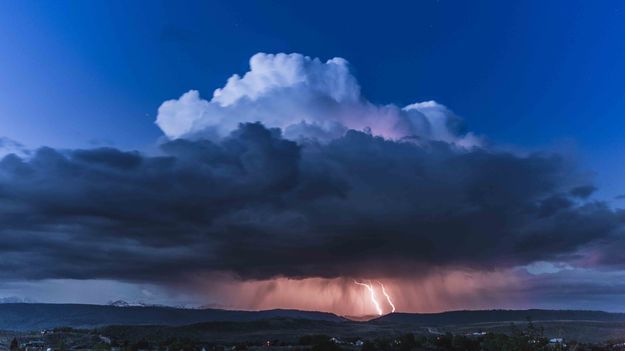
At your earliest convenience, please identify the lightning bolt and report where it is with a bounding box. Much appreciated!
[354,280,383,316]
[378,281,396,313]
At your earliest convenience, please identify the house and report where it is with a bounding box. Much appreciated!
[21,341,47,351]
[611,342,625,350]
[329,338,343,345]
[99,336,112,345]
[547,338,566,349]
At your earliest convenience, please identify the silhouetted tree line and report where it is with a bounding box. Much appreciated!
[297,318,587,351]
[36,318,616,351]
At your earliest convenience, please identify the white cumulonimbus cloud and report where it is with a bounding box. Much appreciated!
[156,52,480,146]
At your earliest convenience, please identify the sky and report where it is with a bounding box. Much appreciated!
[0,0,625,314]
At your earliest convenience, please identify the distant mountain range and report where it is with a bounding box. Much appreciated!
[1,303,625,334]
[373,309,625,325]
[0,303,345,331]
[0,296,37,304]
[107,300,174,308]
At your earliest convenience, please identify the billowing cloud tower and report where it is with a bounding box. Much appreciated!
[156,53,480,147]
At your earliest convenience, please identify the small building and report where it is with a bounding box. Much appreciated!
[611,342,625,350]
[21,341,47,351]
[547,338,566,349]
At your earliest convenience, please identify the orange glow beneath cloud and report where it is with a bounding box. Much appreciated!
[191,269,527,316]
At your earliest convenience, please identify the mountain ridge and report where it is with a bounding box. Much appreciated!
[1,303,625,332]
[0,303,346,331]
[373,309,625,325]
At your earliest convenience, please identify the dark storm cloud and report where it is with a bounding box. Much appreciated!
[569,185,597,198]
[0,123,623,283]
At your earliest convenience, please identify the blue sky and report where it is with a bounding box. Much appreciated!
[2,0,624,198]
[1,1,625,311]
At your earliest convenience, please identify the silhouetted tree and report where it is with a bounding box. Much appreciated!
[132,340,150,351]
[434,333,453,350]
[361,340,376,351]
[10,338,19,351]
[299,335,331,346]
[310,339,341,351]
